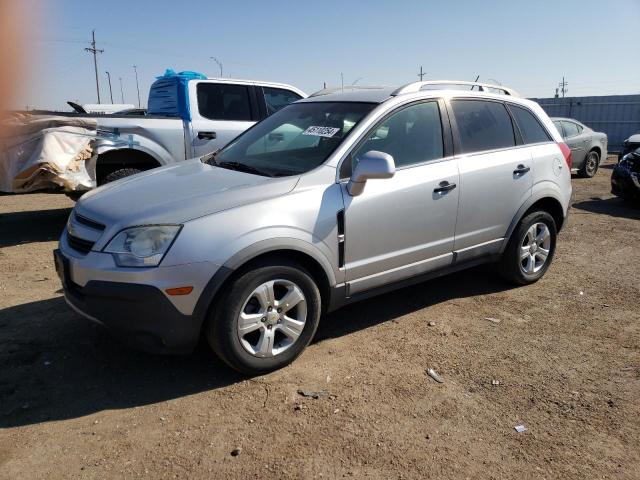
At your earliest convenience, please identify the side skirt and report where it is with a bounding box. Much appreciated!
[327,254,499,312]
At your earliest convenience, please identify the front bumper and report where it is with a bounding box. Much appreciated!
[54,248,218,354]
[611,164,640,201]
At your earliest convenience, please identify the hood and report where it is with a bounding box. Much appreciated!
[76,159,299,227]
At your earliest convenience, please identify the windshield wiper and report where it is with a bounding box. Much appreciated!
[216,161,274,177]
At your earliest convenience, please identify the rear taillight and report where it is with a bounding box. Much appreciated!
[557,142,572,169]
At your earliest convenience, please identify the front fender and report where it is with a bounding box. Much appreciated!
[221,236,338,287]
[189,235,339,333]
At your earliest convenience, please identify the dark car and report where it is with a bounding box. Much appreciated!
[619,133,640,160]
[611,147,640,203]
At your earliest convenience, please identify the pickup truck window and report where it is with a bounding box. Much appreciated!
[197,83,252,121]
[264,87,303,115]
[215,102,375,177]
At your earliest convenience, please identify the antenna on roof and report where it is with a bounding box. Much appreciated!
[470,75,480,91]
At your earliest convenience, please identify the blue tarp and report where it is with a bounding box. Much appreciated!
[147,69,207,121]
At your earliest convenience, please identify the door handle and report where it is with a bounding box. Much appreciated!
[197,131,217,140]
[433,181,457,194]
[513,164,530,175]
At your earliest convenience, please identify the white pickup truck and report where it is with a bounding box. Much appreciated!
[68,71,306,185]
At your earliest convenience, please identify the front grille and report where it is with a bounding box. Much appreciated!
[74,213,105,231]
[67,233,95,254]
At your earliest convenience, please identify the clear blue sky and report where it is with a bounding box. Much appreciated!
[19,0,640,110]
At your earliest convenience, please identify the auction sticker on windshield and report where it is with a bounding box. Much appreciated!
[302,126,340,137]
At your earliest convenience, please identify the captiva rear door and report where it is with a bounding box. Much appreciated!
[448,98,533,260]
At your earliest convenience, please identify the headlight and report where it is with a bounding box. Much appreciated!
[103,225,181,267]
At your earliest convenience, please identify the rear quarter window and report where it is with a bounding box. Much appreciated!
[510,105,551,144]
[451,100,515,154]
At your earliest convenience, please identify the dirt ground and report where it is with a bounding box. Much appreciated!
[1,156,639,479]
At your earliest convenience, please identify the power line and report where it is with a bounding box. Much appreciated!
[84,30,104,103]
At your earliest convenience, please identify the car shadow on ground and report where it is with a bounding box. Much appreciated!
[573,196,640,220]
[0,207,72,248]
[0,265,512,428]
[317,265,510,342]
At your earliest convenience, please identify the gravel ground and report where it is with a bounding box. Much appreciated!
[1,156,639,479]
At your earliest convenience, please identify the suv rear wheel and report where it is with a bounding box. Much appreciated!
[499,211,557,285]
[205,261,322,375]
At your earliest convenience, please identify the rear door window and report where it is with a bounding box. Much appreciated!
[263,87,303,115]
[197,83,253,121]
[510,105,551,144]
[561,121,581,138]
[451,100,515,154]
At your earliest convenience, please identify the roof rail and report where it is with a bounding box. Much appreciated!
[391,80,519,97]
[309,85,389,97]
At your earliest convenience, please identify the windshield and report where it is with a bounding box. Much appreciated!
[214,102,376,177]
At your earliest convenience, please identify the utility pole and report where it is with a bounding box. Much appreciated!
[105,71,113,103]
[133,65,141,108]
[85,30,104,103]
[417,66,426,81]
[558,76,568,98]
[119,77,124,103]
[210,57,223,77]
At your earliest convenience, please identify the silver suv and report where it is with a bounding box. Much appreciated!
[55,81,573,374]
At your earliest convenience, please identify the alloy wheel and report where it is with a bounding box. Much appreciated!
[236,279,307,358]
[519,222,551,275]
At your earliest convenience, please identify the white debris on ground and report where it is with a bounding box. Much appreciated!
[0,113,98,193]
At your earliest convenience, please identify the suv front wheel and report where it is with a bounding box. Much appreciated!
[499,211,557,285]
[206,261,322,375]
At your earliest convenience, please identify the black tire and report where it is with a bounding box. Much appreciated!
[205,260,322,375]
[499,211,557,285]
[578,150,600,178]
[101,167,143,185]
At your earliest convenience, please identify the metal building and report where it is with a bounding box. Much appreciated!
[529,95,640,153]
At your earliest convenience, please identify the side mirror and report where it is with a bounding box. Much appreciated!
[347,151,395,196]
